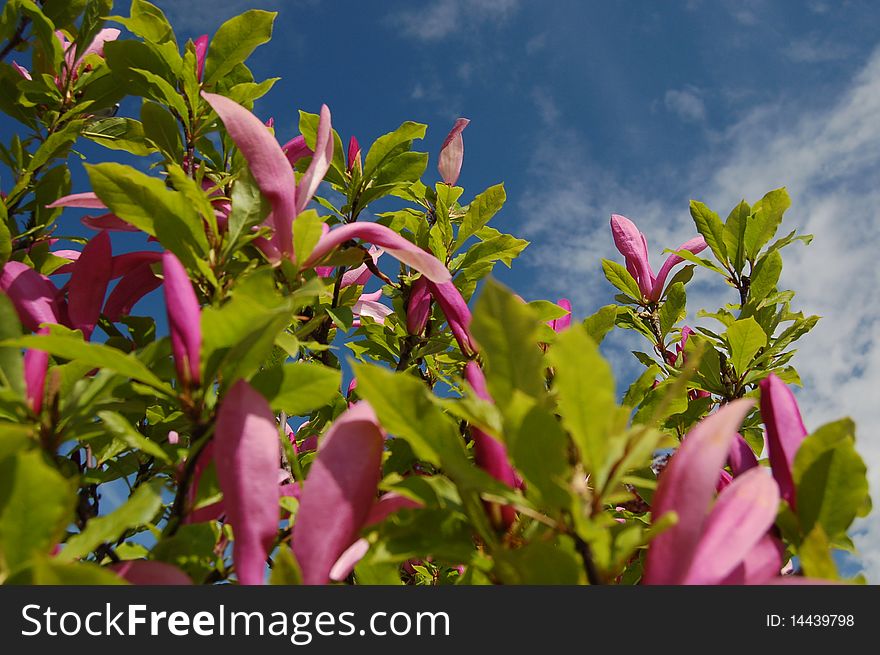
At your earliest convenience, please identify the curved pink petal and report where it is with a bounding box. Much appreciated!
[194,34,209,82]
[78,28,120,63]
[281,135,313,167]
[67,231,112,340]
[643,399,755,585]
[162,252,201,386]
[353,294,393,326]
[104,263,162,321]
[215,380,280,585]
[82,212,139,232]
[364,493,422,527]
[683,467,780,584]
[202,92,297,257]
[406,275,432,335]
[729,433,759,477]
[303,223,451,283]
[11,60,31,80]
[110,251,162,279]
[759,373,808,508]
[610,214,654,298]
[428,279,476,356]
[24,328,50,414]
[47,192,107,210]
[720,534,785,585]
[295,104,333,216]
[292,402,385,585]
[0,262,61,331]
[110,560,192,585]
[464,362,518,529]
[438,118,469,185]
[329,538,370,582]
[347,135,361,173]
[340,247,382,288]
[549,298,572,333]
[649,235,708,301]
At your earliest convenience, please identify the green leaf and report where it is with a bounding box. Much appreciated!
[744,188,790,260]
[601,258,643,301]
[793,418,869,540]
[7,557,126,585]
[725,317,766,375]
[0,206,10,267]
[27,119,84,172]
[203,10,277,86]
[689,199,728,266]
[0,450,75,574]
[140,100,182,158]
[723,200,750,273]
[547,325,620,487]
[363,121,427,177]
[470,278,545,406]
[151,522,219,584]
[657,282,686,336]
[82,117,155,156]
[250,362,341,416]
[2,333,173,395]
[110,0,175,44]
[0,293,24,396]
[748,250,782,303]
[269,545,302,585]
[454,184,506,250]
[58,481,164,562]
[797,525,838,580]
[226,166,270,253]
[85,162,208,268]
[494,539,582,584]
[97,411,171,463]
[292,210,324,267]
[128,67,188,119]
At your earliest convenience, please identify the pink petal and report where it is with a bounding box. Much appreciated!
[353,294,393,326]
[11,61,31,80]
[103,263,162,321]
[292,402,385,585]
[194,34,209,82]
[281,135,313,167]
[67,230,112,339]
[162,252,201,386]
[649,235,708,301]
[347,135,361,172]
[438,118,469,185]
[549,298,572,333]
[610,214,655,299]
[82,212,139,232]
[110,251,162,279]
[110,560,192,585]
[464,362,518,528]
[406,275,432,335]
[759,373,808,507]
[0,261,61,331]
[24,328,50,414]
[643,399,755,585]
[47,192,107,210]
[295,104,334,215]
[303,223,451,283]
[428,279,476,356]
[202,92,297,257]
[77,28,120,63]
[729,433,759,476]
[340,247,383,288]
[329,538,370,582]
[683,467,780,584]
[364,492,422,527]
[215,380,280,585]
[720,534,785,585]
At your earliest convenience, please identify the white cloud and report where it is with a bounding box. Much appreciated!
[389,0,521,41]
[784,36,854,64]
[518,47,880,581]
[531,88,560,127]
[664,86,707,123]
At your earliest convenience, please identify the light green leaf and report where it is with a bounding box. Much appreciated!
[363,121,427,177]
[723,200,750,273]
[748,250,782,303]
[689,199,728,266]
[58,480,164,562]
[250,362,341,416]
[744,188,790,261]
[0,293,24,396]
[601,258,643,301]
[725,317,766,375]
[97,411,171,463]
[454,184,506,250]
[657,282,686,336]
[203,10,276,86]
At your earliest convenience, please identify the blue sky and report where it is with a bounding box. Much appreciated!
[7,0,880,579]
[152,0,880,578]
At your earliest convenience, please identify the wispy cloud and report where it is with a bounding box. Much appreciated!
[388,0,521,41]
[518,46,880,580]
[664,86,707,123]
[784,35,854,64]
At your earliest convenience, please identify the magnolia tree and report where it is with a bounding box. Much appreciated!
[0,1,872,586]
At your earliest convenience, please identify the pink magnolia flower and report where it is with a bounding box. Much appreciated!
[347,136,362,173]
[281,135,313,167]
[161,252,201,387]
[406,275,432,336]
[48,192,139,232]
[194,34,209,82]
[352,290,393,327]
[111,560,192,585]
[23,327,50,415]
[293,402,419,584]
[610,214,707,302]
[67,230,112,339]
[11,61,31,80]
[404,276,475,354]
[0,262,62,331]
[464,362,518,529]
[644,399,788,585]
[548,298,572,333]
[55,28,120,85]
[340,246,383,288]
[759,373,808,508]
[438,118,469,186]
[214,380,281,585]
